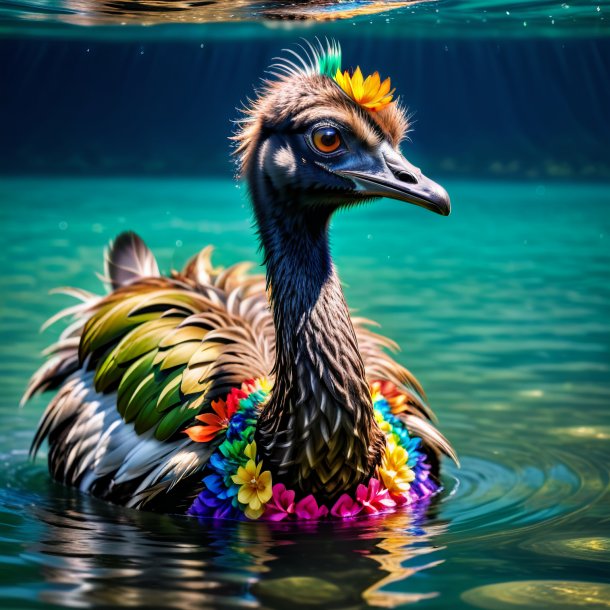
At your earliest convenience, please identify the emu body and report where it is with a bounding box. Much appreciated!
[24,42,456,517]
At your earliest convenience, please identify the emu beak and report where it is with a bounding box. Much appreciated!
[336,147,451,216]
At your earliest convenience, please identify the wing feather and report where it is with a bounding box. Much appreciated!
[24,230,454,510]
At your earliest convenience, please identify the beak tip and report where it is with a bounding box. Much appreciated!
[432,186,451,217]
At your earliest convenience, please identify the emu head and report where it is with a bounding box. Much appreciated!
[234,40,450,217]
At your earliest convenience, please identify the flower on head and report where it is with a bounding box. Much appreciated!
[334,67,395,112]
[295,495,329,520]
[263,483,296,522]
[378,439,415,494]
[231,441,272,520]
[355,478,396,515]
[330,494,363,519]
[185,398,237,443]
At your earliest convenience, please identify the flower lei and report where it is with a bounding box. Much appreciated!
[186,379,439,521]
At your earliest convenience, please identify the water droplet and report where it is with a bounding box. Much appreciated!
[176,240,183,247]
[58,221,68,231]
[506,10,510,15]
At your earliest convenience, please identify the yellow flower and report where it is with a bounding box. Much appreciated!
[334,67,395,112]
[231,441,273,519]
[241,377,273,396]
[378,439,415,494]
[374,409,392,435]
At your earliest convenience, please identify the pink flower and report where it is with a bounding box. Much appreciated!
[355,478,396,515]
[390,491,412,507]
[330,493,363,519]
[295,495,329,520]
[263,484,296,522]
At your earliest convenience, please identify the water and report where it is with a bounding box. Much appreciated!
[1,2,610,608]
[0,177,609,609]
[0,0,608,36]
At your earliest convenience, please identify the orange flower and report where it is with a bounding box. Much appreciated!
[185,398,237,443]
[334,67,395,112]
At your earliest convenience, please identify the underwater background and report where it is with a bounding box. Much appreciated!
[1,2,610,609]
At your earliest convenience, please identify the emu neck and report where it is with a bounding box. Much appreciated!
[251,175,384,501]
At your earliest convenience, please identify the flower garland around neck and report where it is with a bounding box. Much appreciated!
[185,378,439,521]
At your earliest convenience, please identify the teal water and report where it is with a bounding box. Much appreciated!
[0,0,608,37]
[0,177,609,609]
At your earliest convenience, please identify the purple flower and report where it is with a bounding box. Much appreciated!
[355,478,396,515]
[295,495,329,520]
[188,488,236,519]
[263,483,296,521]
[330,493,363,519]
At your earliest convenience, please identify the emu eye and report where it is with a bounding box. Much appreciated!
[312,127,342,154]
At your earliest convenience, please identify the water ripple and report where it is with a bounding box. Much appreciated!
[1,178,609,609]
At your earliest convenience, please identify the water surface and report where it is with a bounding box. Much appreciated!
[0,0,608,37]
[0,177,609,609]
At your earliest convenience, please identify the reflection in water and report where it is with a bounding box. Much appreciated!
[1,0,607,34]
[9,0,419,26]
[462,581,610,610]
[1,180,609,609]
[523,536,610,564]
[24,492,447,609]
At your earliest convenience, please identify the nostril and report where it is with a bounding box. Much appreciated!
[394,169,418,184]
[385,157,418,184]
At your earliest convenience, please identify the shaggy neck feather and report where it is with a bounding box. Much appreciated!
[250,168,384,501]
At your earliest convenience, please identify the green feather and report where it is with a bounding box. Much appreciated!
[116,351,158,417]
[155,402,200,442]
[156,373,183,413]
[134,397,164,435]
[317,43,341,78]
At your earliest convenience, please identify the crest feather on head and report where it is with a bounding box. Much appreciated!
[233,39,409,175]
